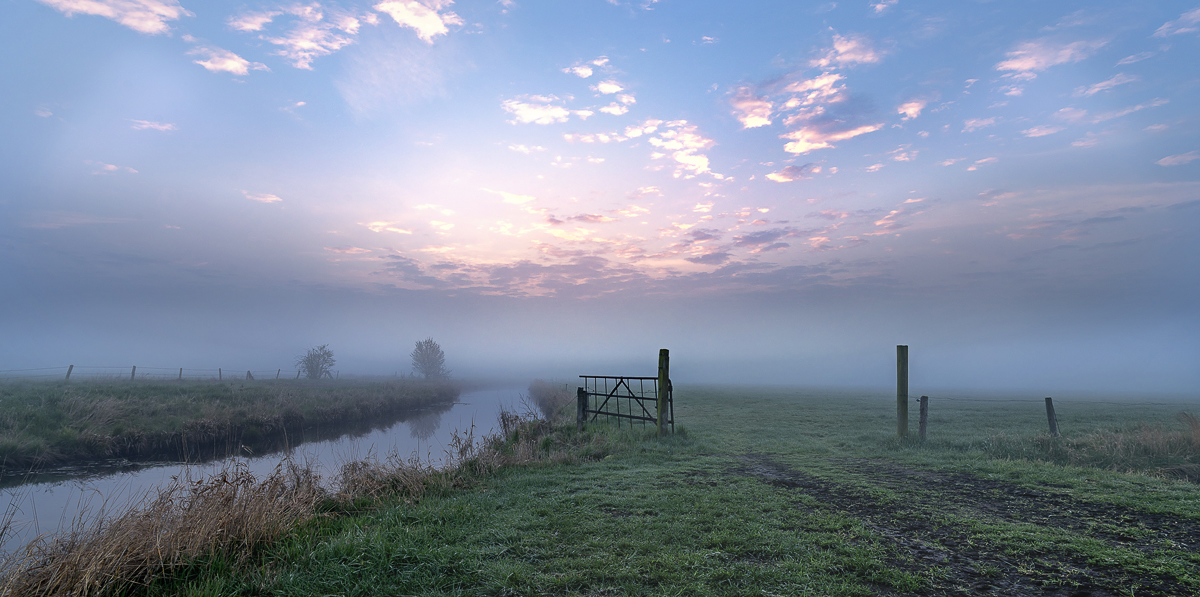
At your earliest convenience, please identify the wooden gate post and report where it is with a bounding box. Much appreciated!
[657,349,670,436]
[897,345,909,438]
[1045,397,1059,437]
[577,387,587,431]
[919,396,929,441]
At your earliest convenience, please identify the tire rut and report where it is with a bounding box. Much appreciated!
[733,454,1199,597]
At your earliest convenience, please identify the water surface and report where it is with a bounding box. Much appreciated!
[0,386,521,553]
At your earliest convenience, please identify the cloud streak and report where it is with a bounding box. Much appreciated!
[1153,8,1200,37]
[187,42,269,75]
[242,191,283,203]
[1157,151,1199,166]
[995,38,1106,73]
[129,119,177,131]
[36,0,191,35]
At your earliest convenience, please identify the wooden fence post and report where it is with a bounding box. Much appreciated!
[657,349,670,436]
[246,370,253,380]
[897,345,909,438]
[295,370,301,379]
[276,369,280,380]
[919,396,929,441]
[178,368,183,380]
[131,365,136,381]
[219,368,222,380]
[577,387,587,431]
[1045,397,1059,437]
[65,365,73,381]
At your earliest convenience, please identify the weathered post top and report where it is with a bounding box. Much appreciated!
[897,345,909,438]
[657,349,670,436]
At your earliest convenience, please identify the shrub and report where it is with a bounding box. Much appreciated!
[296,345,335,380]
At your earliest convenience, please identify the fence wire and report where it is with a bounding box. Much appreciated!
[0,365,308,382]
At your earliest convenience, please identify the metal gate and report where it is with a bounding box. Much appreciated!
[577,375,673,432]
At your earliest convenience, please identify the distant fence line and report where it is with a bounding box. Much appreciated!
[0,365,325,382]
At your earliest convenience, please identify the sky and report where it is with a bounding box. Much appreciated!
[2,0,1198,393]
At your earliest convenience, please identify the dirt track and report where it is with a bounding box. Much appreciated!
[735,455,1200,596]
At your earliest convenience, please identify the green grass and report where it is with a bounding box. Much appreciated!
[123,386,1200,595]
[0,379,458,470]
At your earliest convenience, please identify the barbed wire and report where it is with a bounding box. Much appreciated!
[926,396,1195,406]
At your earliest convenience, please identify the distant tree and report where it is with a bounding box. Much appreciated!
[410,337,450,380]
[296,344,336,380]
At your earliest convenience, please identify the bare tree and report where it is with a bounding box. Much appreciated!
[296,344,336,380]
[410,337,450,380]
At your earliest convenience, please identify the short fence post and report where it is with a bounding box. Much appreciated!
[178,368,183,380]
[219,368,222,380]
[246,370,253,380]
[897,345,909,438]
[919,396,929,441]
[276,369,280,379]
[295,370,301,379]
[1045,397,1059,437]
[576,387,587,431]
[131,365,137,381]
[657,348,670,436]
[65,365,73,381]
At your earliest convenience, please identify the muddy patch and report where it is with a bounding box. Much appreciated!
[734,455,1199,596]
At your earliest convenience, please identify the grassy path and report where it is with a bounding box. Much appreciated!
[153,386,1200,596]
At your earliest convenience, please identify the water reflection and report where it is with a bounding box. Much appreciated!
[408,409,443,442]
[0,386,522,554]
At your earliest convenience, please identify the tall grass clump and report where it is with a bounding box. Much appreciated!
[980,412,1200,480]
[0,460,323,597]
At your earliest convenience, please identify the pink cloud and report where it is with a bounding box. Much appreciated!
[781,123,882,154]
[730,87,773,129]
[995,38,1106,73]
[374,0,463,43]
[897,99,926,120]
[1156,151,1199,166]
[36,0,191,35]
[187,44,269,75]
[811,34,882,68]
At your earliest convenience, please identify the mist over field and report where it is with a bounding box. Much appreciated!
[2,0,1198,395]
[4,267,1196,393]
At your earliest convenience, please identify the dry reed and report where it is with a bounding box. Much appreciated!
[0,460,323,596]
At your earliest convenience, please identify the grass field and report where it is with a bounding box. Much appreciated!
[119,384,1200,597]
[0,379,458,470]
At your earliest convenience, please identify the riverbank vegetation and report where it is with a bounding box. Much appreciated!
[4,384,1199,596]
[0,381,616,597]
[0,379,459,471]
